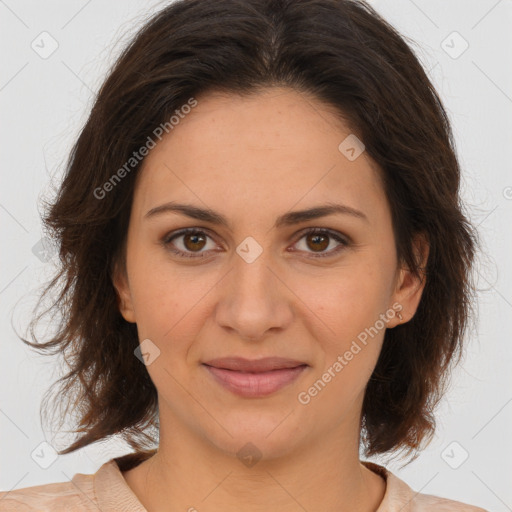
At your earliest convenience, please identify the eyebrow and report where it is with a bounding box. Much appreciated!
[144,201,368,228]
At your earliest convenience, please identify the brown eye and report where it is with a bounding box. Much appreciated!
[305,232,330,252]
[292,228,349,258]
[163,229,217,258]
[183,232,207,252]
[163,227,349,260]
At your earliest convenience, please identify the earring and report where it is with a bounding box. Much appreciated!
[396,311,403,322]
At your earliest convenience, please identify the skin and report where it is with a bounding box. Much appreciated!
[114,87,428,512]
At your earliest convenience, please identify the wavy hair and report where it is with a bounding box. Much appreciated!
[21,0,478,471]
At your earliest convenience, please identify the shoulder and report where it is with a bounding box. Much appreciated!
[410,492,489,511]
[0,458,145,512]
[0,472,95,512]
[362,461,489,512]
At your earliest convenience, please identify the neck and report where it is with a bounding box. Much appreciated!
[122,408,386,512]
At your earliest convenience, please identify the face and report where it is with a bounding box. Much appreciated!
[114,87,426,461]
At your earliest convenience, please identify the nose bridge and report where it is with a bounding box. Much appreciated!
[215,238,293,340]
[231,239,279,309]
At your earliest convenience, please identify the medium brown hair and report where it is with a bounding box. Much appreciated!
[21,0,478,471]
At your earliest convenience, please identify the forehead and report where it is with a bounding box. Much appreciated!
[132,87,387,226]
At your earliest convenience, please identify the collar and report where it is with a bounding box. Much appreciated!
[92,458,416,512]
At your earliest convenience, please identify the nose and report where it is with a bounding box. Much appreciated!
[214,248,294,342]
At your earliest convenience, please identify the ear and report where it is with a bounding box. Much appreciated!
[389,232,429,327]
[112,259,137,323]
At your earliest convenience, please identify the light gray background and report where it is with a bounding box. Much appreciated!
[1,0,511,510]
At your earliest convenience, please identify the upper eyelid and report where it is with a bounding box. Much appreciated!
[165,226,349,251]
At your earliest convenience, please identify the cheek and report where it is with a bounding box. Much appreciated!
[126,248,219,356]
[125,244,174,332]
[130,278,198,345]
[127,267,207,395]
[302,261,393,343]
[297,276,387,415]
[293,258,393,402]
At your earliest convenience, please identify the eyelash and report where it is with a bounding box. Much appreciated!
[161,227,349,259]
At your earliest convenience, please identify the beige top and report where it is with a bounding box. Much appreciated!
[0,459,488,511]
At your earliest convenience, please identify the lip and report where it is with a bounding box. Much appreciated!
[202,357,308,398]
[203,356,307,372]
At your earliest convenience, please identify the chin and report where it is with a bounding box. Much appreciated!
[200,409,310,464]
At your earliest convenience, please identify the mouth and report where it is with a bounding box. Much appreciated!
[203,356,308,372]
[202,357,309,397]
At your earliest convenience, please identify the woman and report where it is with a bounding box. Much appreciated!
[0,0,488,510]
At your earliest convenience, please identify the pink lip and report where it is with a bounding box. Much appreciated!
[202,357,308,398]
[203,356,307,372]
